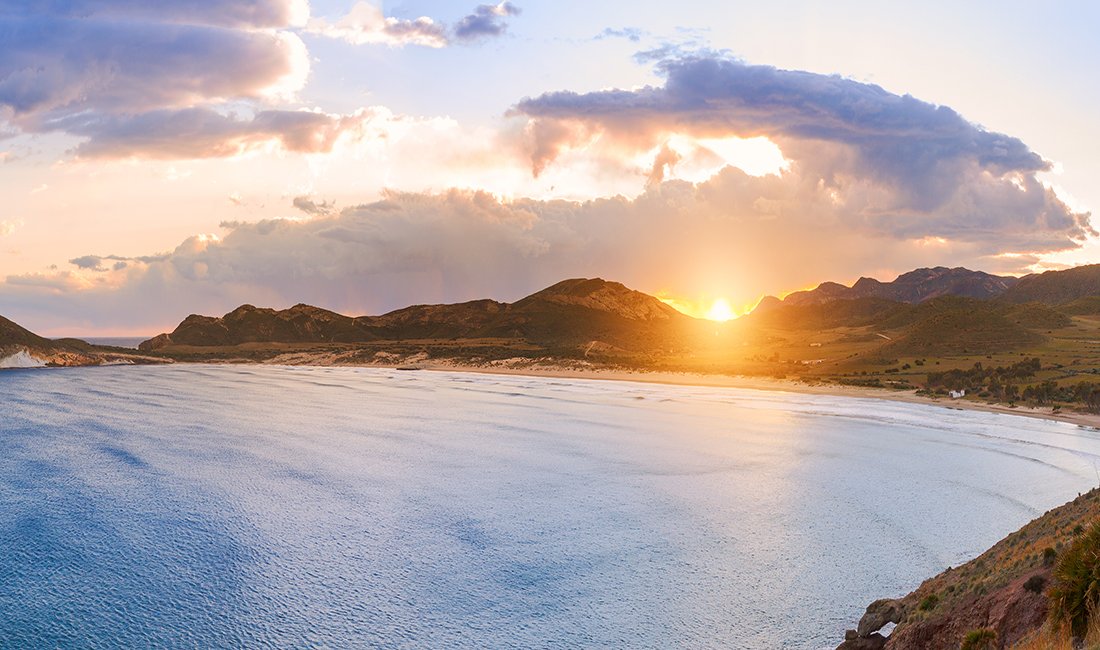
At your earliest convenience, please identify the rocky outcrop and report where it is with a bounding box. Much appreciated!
[834,599,904,649]
[837,489,1100,649]
[837,629,887,650]
[766,267,1017,309]
[858,599,906,637]
[1,314,165,368]
[884,570,1048,649]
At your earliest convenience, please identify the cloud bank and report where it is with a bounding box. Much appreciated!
[0,0,314,159]
[512,55,1092,251]
[0,49,1091,334]
[4,168,1084,333]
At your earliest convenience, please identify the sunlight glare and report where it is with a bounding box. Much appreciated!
[705,298,735,322]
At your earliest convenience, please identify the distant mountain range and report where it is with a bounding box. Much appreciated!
[138,278,694,353]
[3,264,1099,369]
[755,264,1100,311]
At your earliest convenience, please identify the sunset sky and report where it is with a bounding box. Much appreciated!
[0,0,1096,335]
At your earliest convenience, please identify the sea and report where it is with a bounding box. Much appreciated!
[1,364,1098,649]
[78,337,149,349]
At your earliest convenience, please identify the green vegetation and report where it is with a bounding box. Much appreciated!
[1049,520,1100,640]
[1024,574,1047,594]
[924,358,1040,396]
[918,593,940,611]
[960,627,997,650]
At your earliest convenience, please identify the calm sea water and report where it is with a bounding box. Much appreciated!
[77,337,149,349]
[2,365,1099,649]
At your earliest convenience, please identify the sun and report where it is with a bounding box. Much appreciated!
[705,298,735,322]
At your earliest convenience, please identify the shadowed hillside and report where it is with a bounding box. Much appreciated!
[0,315,154,367]
[838,489,1100,650]
[141,278,703,357]
[1001,265,1100,306]
[777,267,1017,307]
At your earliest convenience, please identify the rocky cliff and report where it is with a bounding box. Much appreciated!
[838,488,1100,649]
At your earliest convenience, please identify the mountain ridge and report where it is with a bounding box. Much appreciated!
[768,266,1019,308]
[139,277,695,352]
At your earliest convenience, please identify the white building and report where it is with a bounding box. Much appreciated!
[948,389,966,399]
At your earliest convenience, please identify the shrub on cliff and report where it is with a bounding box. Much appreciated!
[960,627,996,650]
[1024,575,1047,594]
[1050,520,1100,639]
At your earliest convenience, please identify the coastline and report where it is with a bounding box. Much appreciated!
[15,354,1098,646]
[376,360,1100,430]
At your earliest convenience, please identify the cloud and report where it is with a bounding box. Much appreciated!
[292,196,337,216]
[0,16,307,120]
[454,2,521,42]
[3,0,310,28]
[511,54,1092,251]
[0,220,20,236]
[52,108,377,159]
[69,255,107,271]
[595,27,645,43]
[1,1,523,159]
[646,143,681,187]
[308,1,521,47]
[0,1,311,159]
[3,173,1085,333]
[304,2,449,48]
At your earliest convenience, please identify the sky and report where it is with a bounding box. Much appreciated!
[0,0,1096,335]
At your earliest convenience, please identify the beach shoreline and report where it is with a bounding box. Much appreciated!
[327,358,1100,430]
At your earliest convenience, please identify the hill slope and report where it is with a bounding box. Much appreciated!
[1001,264,1100,305]
[0,315,115,367]
[838,489,1100,649]
[140,278,700,354]
[775,267,1017,308]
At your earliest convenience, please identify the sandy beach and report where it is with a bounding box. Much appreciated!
[385,359,1100,430]
[230,347,1100,429]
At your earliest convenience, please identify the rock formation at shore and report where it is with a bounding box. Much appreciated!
[0,314,161,369]
[837,488,1100,649]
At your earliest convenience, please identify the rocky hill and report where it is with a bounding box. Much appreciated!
[773,267,1018,308]
[140,278,699,355]
[140,304,376,349]
[0,315,135,367]
[1000,264,1100,306]
[838,488,1100,649]
[743,294,1070,356]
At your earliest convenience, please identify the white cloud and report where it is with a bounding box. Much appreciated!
[306,2,449,48]
[0,168,1073,332]
[0,220,21,237]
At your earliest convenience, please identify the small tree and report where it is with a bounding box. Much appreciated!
[1050,520,1100,640]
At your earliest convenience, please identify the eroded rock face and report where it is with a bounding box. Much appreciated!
[858,599,906,637]
[837,633,887,650]
[884,571,1049,649]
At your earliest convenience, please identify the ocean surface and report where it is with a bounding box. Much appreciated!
[2,365,1099,649]
[78,336,149,349]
